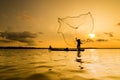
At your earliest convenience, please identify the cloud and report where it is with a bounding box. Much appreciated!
[19,14,32,21]
[113,39,120,41]
[0,39,13,43]
[85,38,94,42]
[0,31,43,45]
[96,39,108,42]
[38,32,44,34]
[117,22,120,26]
[104,32,114,37]
[17,12,35,23]
[39,41,43,43]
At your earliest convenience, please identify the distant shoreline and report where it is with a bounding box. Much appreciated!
[0,47,48,49]
[0,47,120,49]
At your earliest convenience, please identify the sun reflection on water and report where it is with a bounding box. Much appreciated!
[1,49,120,80]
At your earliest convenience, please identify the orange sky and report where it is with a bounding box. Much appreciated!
[0,0,120,48]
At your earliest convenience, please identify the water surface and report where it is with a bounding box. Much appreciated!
[0,49,120,80]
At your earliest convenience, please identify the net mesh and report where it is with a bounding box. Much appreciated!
[57,12,94,47]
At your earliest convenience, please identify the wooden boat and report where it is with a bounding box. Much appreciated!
[49,48,85,51]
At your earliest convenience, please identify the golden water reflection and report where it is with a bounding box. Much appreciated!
[0,49,120,80]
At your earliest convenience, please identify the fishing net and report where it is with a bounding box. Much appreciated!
[57,12,94,47]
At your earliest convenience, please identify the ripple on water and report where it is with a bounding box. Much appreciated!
[0,65,14,69]
[0,65,18,73]
[5,77,24,80]
[35,65,54,68]
[25,73,50,80]
[29,61,47,64]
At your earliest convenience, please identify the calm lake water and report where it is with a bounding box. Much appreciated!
[0,49,120,80]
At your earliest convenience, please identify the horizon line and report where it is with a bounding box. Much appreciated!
[0,46,120,49]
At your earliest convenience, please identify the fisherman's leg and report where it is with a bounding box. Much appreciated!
[76,50,82,62]
[77,50,81,57]
[77,47,81,57]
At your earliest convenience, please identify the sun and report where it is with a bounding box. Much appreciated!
[89,33,95,38]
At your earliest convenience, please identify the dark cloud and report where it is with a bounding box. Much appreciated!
[38,32,44,34]
[0,31,43,45]
[113,39,120,41]
[117,22,120,26]
[96,39,108,42]
[104,32,113,37]
[0,39,13,43]
[85,38,94,42]
[39,41,43,43]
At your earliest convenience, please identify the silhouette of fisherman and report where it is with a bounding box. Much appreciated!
[75,38,84,69]
[76,38,82,62]
[76,38,82,49]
